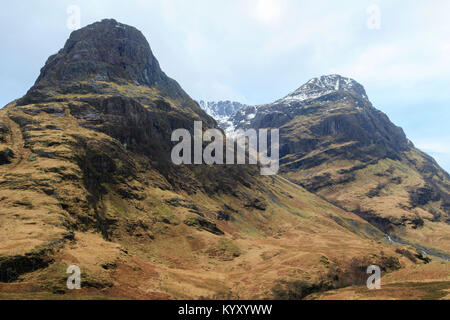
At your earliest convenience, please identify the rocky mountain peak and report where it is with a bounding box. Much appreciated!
[19,19,192,105]
[283,74,369,103]
[33,19,165,88]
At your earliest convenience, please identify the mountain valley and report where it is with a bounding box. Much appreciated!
[0,20,448,300]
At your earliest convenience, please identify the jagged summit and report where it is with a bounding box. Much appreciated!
[283,74,369,103]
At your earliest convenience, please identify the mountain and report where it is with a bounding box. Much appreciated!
[282,74,369,103]
[231,74,450,259]
[0,21,448,300]
[198,100,247,132]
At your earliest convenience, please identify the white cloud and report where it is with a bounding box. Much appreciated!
[415,138,450,155]
[415,138,450,173]
[253,0,283,25]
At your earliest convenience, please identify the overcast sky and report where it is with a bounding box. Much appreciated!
[0,0,449,172]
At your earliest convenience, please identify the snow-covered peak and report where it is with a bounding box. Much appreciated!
[198,100,248,132]
[198,100,246,119]
[283,74,369,103]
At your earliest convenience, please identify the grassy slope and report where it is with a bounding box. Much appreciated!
[307,261,450,300]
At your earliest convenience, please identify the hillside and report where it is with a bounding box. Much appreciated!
[231,74,450,259]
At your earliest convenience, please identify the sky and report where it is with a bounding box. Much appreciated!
[0,0,449,172]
